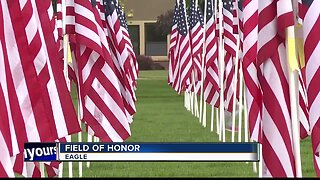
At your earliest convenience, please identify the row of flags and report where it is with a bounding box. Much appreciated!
[0,0,138,177]
[168,0,320,177]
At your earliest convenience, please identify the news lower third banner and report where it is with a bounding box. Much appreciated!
[24,142,260,162]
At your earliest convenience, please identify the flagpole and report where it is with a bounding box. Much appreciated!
[199,0,207,126]
[188,92,191,111]
[190,86,194,115]
[231,34,240,142]
[287,0,302,176]
[59,0,72,177]
[243,84,252,169]
[40,162,45,177]
[210,105,214,131]
[259,143,262,177]
[182,0,195,117]
[244,86,248,144]
[237,62,243,142]
[77,101,82,177]
[218,0,225,142]
[214,0,220,136]
[184,91,187,109]
[193,0,200,119]
[243,86,251,168]
[193,71,199,118]
[202,92,207,127]
[87,133,92,168]
[216,108,220,135]
[287,25,302,178]
[231,0,242,143]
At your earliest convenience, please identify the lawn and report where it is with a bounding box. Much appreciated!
[63,70,315,177]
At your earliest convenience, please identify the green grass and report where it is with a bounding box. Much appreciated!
[62,70,315,177]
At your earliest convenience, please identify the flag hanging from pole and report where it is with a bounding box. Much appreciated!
[168,0,179,87]
[188,0,204,82]
[203,0,220,107]
[242,0,261,142]
[299,0,320,176]
[172,0,193,94]
[103,0,137,117]
[70,0,132,142]
[0,0,81,177]
[257,0,296,177]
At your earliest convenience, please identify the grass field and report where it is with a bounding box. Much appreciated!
[64,70,315,177]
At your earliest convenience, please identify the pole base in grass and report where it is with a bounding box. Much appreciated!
[226,126,238,132]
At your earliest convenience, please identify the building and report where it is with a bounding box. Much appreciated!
[123,0,175,63]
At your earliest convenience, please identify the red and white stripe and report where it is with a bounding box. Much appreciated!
[79,0,136,122]
[172,0,193,94]
[1,0,81,177]
[259,44,295,177]
[0,129,14,177]
[0,38,14,178]
[168,1,179,86]
[223,0,237,57]
[189,2,204,82]
[111,0,138,89]
[298,69,309,139]
[258,0,296,177]
[204,15,219,106]
[232,0,240,34]
[242,0,261,142]
[300,0,320,176]
[176,39,193,94]
[56,0,76,36]
[104,0,137,116]
[222,0,238,112]
[99,3,136,120]
[0,3,14,177]
[223,53,236,112]
[72,0,131,142]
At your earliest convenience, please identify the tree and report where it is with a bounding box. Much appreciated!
[52,0,57,13]
[155,9,174,36]
[155,0,205,36]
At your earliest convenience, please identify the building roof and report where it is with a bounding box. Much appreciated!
[122,0,175,21]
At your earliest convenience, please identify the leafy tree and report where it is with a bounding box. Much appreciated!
[52,0,57,13]
[155,0,205,36]
[155,9,174,36]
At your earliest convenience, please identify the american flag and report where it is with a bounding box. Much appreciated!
[223,0,237,57]
[0,45,14,177]
[203,0,220,107]
[223,53,236,112]
[257,0,296,177]
[113,0,138,88]
[232,0,241,34]
[242,0,261,142]
[73,0,131,142]
[298,68,309,139]
[222,0,238,112]
[0,3,14,177]
[233,0,243,50]
[55,0,77,80]
[188,0,204,82]
[294,23,310,140]
[299,0,320,176]
[168,0,179,87]
[56,0,76,37]
[0,127,13,177]
[172,0,193,94]
[104,0,137,117]
[91,0,137,123]
[0,0,81,177]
